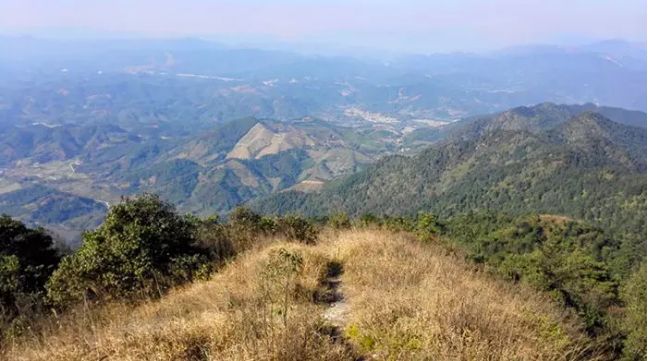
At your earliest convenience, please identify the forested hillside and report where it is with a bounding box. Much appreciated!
[1,102,643,244]
[253,106,647,247]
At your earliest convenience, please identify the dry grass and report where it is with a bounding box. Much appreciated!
[3,239,352,361]
[327,230,603,361]
[3,229,602,360]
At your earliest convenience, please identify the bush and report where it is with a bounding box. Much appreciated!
[620,263,647,360]
[229,207,268,233]
[46,194,209,306]
[192,216,236,262]
[382,216,416,232]
[357,213,381,227]
[328,212,351,230]
[415,213,443,239]
[275,215,318,244]
[0,215,60,316]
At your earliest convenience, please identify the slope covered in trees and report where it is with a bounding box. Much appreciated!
[252,107,647,246]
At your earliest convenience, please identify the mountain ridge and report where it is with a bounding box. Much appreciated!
[251,109,646,244]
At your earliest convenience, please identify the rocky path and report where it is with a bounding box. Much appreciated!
[316,260,365,361]
[322,264,349,332]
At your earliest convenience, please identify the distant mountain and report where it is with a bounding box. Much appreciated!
[252,106,647,242]
[116,117,402,214]
[0,101,643,242]
[448,102,646,138]
[0,123,131,166]
[0,114,437,241]
[0,38,645,129]
[0,184,106,245]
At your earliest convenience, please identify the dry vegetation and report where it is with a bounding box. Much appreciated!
[4,229,602,360]
[333,230,602,361]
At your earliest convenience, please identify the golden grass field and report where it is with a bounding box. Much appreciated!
[4,229,603,361]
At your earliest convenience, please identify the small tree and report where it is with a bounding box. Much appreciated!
[415,213,443,240]
[47,194,209,306]
[0,215,60,314]
[276,215,318,244]
[229,207,264,232]
[193,215,236,262]
[226,207,276,250]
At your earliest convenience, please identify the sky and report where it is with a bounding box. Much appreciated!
[0,0,645,53]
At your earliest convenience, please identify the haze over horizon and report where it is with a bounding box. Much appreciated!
[0,0,645,54]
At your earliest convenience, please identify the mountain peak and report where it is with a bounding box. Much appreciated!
[476,102,572,135]
[559,111,619,140]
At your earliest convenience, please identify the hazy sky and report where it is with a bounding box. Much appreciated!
[0,0,645,52]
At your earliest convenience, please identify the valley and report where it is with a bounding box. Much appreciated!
[0,39,644,244]
[1,98,645,245]
[0,111,445,243]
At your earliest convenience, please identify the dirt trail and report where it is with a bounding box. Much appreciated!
[316,260,365,361]
[321,262,349,331]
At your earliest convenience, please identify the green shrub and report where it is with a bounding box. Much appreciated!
[442,212,638,356]
[0,255,20,312]
[328,212,351,230]
[0,215,60,315]
[414,213,443,239]
[275,215,318,244]
[357,213,381,228]
[620,263,646,360]
[229,207,265,233]
[382,216,416,232]
[46,194,209,306]
[193,216,236,262]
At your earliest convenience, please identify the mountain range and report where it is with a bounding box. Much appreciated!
[0,37,646,243]
[0,112,443,242]
[252,103,647,245]
[1,100,644,245]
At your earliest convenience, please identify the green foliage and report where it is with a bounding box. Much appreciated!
[357,213,443,238]
[0,215,61,338]
[327,212,351,230]
[619,263,647,360]
[226,207,318,245]
[261,248,304,327]
[0,215,60,312]
[225,207,276,250]
[439,213,643,357]
[415,213,443,240]
[448,216,615,301]
[229,206,267,233]
[381,216,416,233]
[345,323,377,352]
[275,215,318,244]
[253,112,646,258]
[352,210,644,358]
[192,216,236,262]
[46,194,209,306]
[357,213,381,227]
[0,255,20,309]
